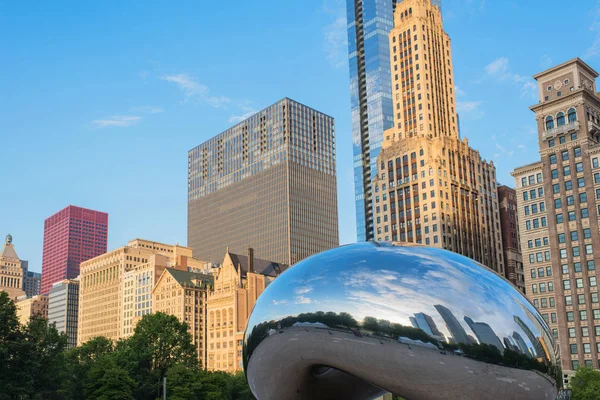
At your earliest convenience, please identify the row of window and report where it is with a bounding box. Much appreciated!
[548,133,577,148]
[530,266,552,279]
[532,296,554,309]
[521,173,543,187]
[524,202,545,215]
[549,147,582,164]
[525,217,547,230]
[566,309,600,322]
[558,229,592,243]
[544,108,577,130]
[561,261,596,274]
[527,237,549,248]
[523,187,544,201]
[528,252,551,264]
[531,281,554,293]
[552,178,586,193]
[554,193,588,208]
[563,277,598,290]
[565,292,599,306]
[555,208,590,224]
[569,342,600,355]
[551,162,584,178]
[571,360,600,370]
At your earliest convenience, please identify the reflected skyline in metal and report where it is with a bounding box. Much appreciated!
[244,242,560,400]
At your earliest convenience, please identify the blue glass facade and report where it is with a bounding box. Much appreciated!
[346,0,396,241]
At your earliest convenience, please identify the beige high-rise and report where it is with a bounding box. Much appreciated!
[0,234,25,300]
[16,294,49,325]
[206,248,285,372]
[512,58,600,384]
[373,0,504,272]
[78,239,209,345]
[153,268,213,368]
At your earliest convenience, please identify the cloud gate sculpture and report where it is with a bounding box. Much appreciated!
[243,242,560,400]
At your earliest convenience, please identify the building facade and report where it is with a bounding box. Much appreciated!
[371,0,504,272]
[512,58,600,382]
[41,205,108,295]
[153,268,213,368]
[346,0,397,241]
[498,185,525,291]
[206,248,285,372]
[16,294,49,325]
[48,279,80,348]
[0,234,25,300]
[188,98,339,266]
[23,270,41,298]
[77,239,206,345]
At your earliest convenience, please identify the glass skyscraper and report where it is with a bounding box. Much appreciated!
[346,0,396,241]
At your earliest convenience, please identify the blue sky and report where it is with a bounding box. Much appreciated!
[2,0,600,272]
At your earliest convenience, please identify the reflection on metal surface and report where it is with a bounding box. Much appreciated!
[244,242,561,400]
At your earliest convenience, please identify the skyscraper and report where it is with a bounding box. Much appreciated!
[187,98,339,265]
[512,58,600,381]
[498,185,525,291]
[370,0,504,272]
[48,279,79,348]
[346,0,396,241]
[0,234,25,300]
[434,304,469,344]
[40,206,108,295]
[464,316,504,353]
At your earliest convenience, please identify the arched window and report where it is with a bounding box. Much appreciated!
[545,116,554,130]
[556,112,565,127]
[568,108,577,123]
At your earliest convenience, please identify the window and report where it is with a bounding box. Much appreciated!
[582,208,589,218]
[562,150,569,161]
[549,139,555,147]
[565,180,573,191]
[550,154,557,164]
[535,238,542,247]
[538,267,545,277]
[570,344,578,355]
[579,294,586,304]
[564,165,571,176]
[594,309,600,320]
[560,136,566,144]
[583,343,591,354]
[550,297,555,307]
[546,116,554,130]
[565,295,572,305]
[596,173,600,183]
[576,162,584,173]
[567,195,575,205]
[588,260,595,271]
[594,157,599,168]
[523,191,529,201]
[569,327,576,338]
[540,282,546,292]
[575,262,582,272]
[567,311,575,322]
[530,269,536,278]
[593,292,599,303]
[531,284,538,293]
[528,240,533,248]
[564,279,571,290]
[557,112,565,126]
[577,278,584,288]
[578,177,585,188]
[586,244,593,254]
[524,206,530,215]
[552,169,559,179]
[574,147,582,157]
[562,264,569,274]
[573,246,580,257]
[580,192,587,203]
[537,173,542,183]
[556,214,563,223]
[571,231,579,241]
[569,211,576,221]
[592,277,598,287]
[558,233,565,243]
[547,266,552,276]
[583,327,590,337]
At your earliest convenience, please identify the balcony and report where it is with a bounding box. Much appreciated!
[589,121,600,135]
[541,121,579,141]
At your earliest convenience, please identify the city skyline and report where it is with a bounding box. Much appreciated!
[3,0,600,271]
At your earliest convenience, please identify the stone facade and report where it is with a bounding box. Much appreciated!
[512,58,600,384]
[373,0,504,273]
[152,268,212,368]
[0,234,25,300]
[206,248,285,372]
[498,185,525,291]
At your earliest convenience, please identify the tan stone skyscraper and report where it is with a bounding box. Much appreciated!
[512,58,600,384]
[373,0,504,272]
[0,234,25,300]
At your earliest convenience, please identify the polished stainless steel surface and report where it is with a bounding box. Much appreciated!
[244,242,560,400]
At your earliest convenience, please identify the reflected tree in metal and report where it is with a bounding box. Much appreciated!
[244,242,561,400]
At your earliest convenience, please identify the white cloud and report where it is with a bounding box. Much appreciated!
[295,286,313,295]
[585,3,600,59]
[92,115,142,128]
[482,57,537,99]
[130,106,164,114]
[295,295,312,304]
[540,54,553,69]
[456,101,481,113]
[160,73,231,108]
[454,85,466,97]
[323,0,348,69]
[229,107,257,123]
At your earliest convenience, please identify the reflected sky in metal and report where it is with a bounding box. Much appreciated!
[244,242,560,400]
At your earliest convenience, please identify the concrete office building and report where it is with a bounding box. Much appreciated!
[498,185,525,291]
[188,98,339,266]
[0,234,25,300]
[512,58,600,382]
[371,0,504,272]
[23,268,41,297]
[41,206,108,295]
[48,279,80,348]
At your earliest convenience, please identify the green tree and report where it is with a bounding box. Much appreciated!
[0,292,28,400]
[22,317,68,399]
[63,336,115,399]
[231,371,256,400]
[198,370,234,400]
[84,356,135,400]
[570,367,600,400]
[165,363,203,400]
[114,312,198,399]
